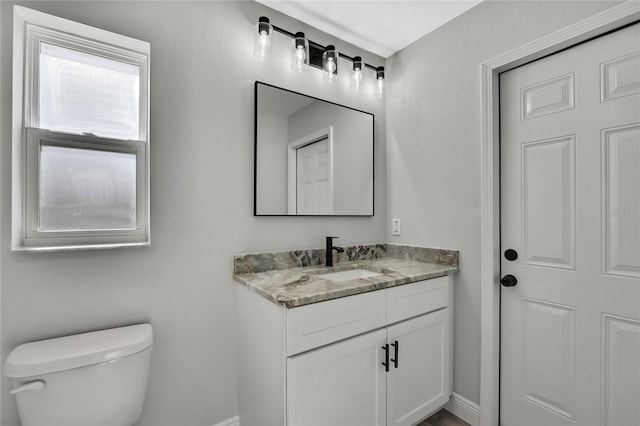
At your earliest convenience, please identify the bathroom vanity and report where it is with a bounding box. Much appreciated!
[234,244,458,426]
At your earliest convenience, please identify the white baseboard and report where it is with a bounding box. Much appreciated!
[212,415,239,426]
[444,392,480,426]
[217,397,476,426]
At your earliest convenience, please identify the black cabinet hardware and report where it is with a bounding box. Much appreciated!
[391,341,399,368]
[381,344,390,372]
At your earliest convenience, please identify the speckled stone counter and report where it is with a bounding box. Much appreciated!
[233,244,459,308]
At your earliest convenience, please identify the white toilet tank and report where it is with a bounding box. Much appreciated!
[4,323,153,426]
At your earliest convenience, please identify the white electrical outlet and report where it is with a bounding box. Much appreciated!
[392,218,401,236]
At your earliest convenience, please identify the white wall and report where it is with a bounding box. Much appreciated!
[386,0,622,405]
[0,2,386,425]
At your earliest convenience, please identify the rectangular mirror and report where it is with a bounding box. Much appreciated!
[254,82,374,216]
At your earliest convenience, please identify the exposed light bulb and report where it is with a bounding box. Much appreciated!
[351,56,364,92]
[258,31,269,60]
[254,17,273,61]
[376,66,385,99]
[326,58,336,73]
[323,45,340,83]
[291,33,309,73]
[294,47,306,70]
[353,69,363,91]
[325,58,337,82]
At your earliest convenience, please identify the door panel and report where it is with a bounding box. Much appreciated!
[601,314,640,426]
[521,136,575,268]
[603,124,640,278]
[522,298,576,421]
[386,309,450,426]
[500,23,640,425]
[601,52,640,102]
[521,73,575,120]
[287,328,386,426]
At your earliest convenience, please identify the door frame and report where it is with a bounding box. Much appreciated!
[287,126,334,215]
[479,3,640,425]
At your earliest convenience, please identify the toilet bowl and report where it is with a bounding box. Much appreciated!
[4,323,153,426]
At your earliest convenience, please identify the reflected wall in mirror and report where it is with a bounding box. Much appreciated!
[254,82,374,216]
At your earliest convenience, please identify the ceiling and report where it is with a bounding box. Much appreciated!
[255,0,483,58]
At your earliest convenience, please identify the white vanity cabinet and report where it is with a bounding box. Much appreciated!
[386,309,450,426]
[287,328,388,426]
[237,275,453,426]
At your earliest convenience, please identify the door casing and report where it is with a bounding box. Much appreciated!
[479,3,640,425]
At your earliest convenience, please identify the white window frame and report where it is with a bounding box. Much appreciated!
[12,6,150,252]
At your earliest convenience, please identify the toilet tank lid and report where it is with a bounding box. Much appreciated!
[3,324,153,378]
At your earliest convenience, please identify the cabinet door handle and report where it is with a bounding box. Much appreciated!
[381,344,390,372]
[391,340,399,368]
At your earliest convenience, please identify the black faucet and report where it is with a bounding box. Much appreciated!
[325,236,345,267]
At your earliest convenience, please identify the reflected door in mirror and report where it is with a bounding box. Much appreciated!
[297,138,331,215]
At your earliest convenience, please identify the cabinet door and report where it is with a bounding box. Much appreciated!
[287,328,387,426]
[386,308,451,426]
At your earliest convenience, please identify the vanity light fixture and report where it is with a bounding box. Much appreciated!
[376,66,385,98]
[322,45,339,83]
[254,16,386,96]
[254,16,273,61]
[351,56,364,91]
[291,32,309,72]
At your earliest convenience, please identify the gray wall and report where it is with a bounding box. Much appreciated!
[1,1,624,423]
[385,0,621,405]
[0,2,386,425]
[256,107,289,213]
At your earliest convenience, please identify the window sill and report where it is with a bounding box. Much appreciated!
[11,241,150,253]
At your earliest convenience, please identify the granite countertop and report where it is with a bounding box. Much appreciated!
[233,245,458,308]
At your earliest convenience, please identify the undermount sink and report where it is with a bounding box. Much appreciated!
[319,269,382,282]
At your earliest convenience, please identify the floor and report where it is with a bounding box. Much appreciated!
[418,409,470,426]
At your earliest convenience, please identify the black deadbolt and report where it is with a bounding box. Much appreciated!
[504,249,518,261]
[500,274,518,287]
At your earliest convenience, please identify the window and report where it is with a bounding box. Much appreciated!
[12,6,150,251]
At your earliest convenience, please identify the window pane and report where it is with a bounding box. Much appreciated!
[39,145,137,231]
[39,42,140,140]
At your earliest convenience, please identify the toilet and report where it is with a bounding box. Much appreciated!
[4,323,153,426]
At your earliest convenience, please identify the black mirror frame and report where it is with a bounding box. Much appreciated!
[253,81,375,217]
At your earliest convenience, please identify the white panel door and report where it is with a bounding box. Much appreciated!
[287,328,387,426]
[386,309,451,426]
[296,138,332,215]
[500,23,640,425]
